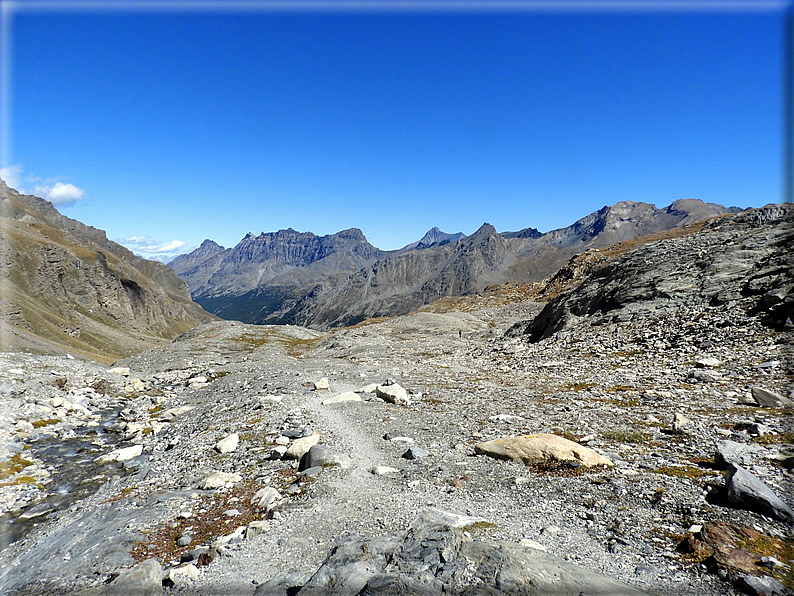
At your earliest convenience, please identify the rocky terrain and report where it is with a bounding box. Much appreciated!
[0,180,213,361]
[0,204,790,596]
[173,199,741,329]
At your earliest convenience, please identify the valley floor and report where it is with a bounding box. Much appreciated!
[0,296,791,595]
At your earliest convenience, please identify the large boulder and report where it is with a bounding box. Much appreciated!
[299,445,351,471]
[254,508,647,595]
[284,433,321,460]
[474,434,613,467]
[724,464,794,522]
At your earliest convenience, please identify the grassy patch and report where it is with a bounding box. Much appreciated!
[654,465,710,479]
[131,483,264,565]
[607,385,635,392]
[0,453,34,481]
[31,418,60,428]
[462,521,499,536]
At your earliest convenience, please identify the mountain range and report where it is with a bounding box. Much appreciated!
[170,198,741,328]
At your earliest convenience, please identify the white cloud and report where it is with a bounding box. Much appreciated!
[35,181,85,207]
[0,164,24,191]
[117,235,188,259]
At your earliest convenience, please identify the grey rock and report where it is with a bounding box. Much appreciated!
[715,440,768,469]
[402,446,430,460]
[734,574,787,596]
[751,387,793,407]
[299,444,352,471]
[100,559,162,595]
[256,508,648,595]
[725,464,794,522]
[176,535,192,546]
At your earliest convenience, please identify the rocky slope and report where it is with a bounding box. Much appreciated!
[0,201,790,596]
[0,179,213,361]
[507,204,793,342]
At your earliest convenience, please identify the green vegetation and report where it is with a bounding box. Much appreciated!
[31,418,60,428]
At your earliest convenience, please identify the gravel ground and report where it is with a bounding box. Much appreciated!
[0,295,791,595]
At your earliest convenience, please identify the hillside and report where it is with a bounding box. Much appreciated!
[0,179,214,361]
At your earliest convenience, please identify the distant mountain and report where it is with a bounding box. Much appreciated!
[0,179,214,361]
[280,200,743,328]
[398,227,466,252]
[169,227,386,323]
[167,199,741,329]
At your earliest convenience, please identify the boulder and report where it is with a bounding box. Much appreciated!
[299,445,351,471]
[246,520,270,539]
[101,559,162,595]
[108,367,130,377]
[215,433,239,454]
[284,432,320,460]
[199,471,243,490]
[167,564,199,585]
[714,440,768,469]
[695,357,722,368]
[751,387,792,407]
[474,434,613,467]
[95,444,143,464]
[375,383,411,405]
[725,464,794,522]
[312,378,330,390]
[251,487,281,511]
[254,508,647,595]
[321,391,362,405]
[402,446,430,460]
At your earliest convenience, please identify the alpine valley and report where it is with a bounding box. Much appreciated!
[0,179,792,596]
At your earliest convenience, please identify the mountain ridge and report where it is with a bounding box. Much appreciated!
[0,179,214,361]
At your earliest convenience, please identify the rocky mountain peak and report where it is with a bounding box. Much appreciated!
[468,222,498,242]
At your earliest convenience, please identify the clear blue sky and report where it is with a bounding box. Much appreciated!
[2,2,788,257]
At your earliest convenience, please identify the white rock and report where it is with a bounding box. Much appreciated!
[259,394,282,405]
[270,446,288,460]
[251,487,281,511]
[108,367,130,377]
[168,564,199,584]
[284,432,320,460]
[357,383,379,393]
[312,378,330,390]
[519,539,548,552]
[695,357,722,368]
[95,444,143,463]
[375,383,411,406]
[199,471,242,490]
[321,391,362,405]
[215,433,239,454]
[50,396,65,408]
[223,509,240,517]
[275,436,290,446]
[489,414,525,424]
[370,466,400,476]
[160,405,194,421]
[246,520,270,539]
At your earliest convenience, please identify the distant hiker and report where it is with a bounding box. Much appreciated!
[458,330,462,338]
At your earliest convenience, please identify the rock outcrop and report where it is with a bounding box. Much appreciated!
[507,204,793,341]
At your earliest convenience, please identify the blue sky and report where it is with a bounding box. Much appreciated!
[1,1,788,256]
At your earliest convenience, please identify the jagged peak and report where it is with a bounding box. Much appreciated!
[200,239,223,249]
[468,222,498,241]
[334,227,367,242]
